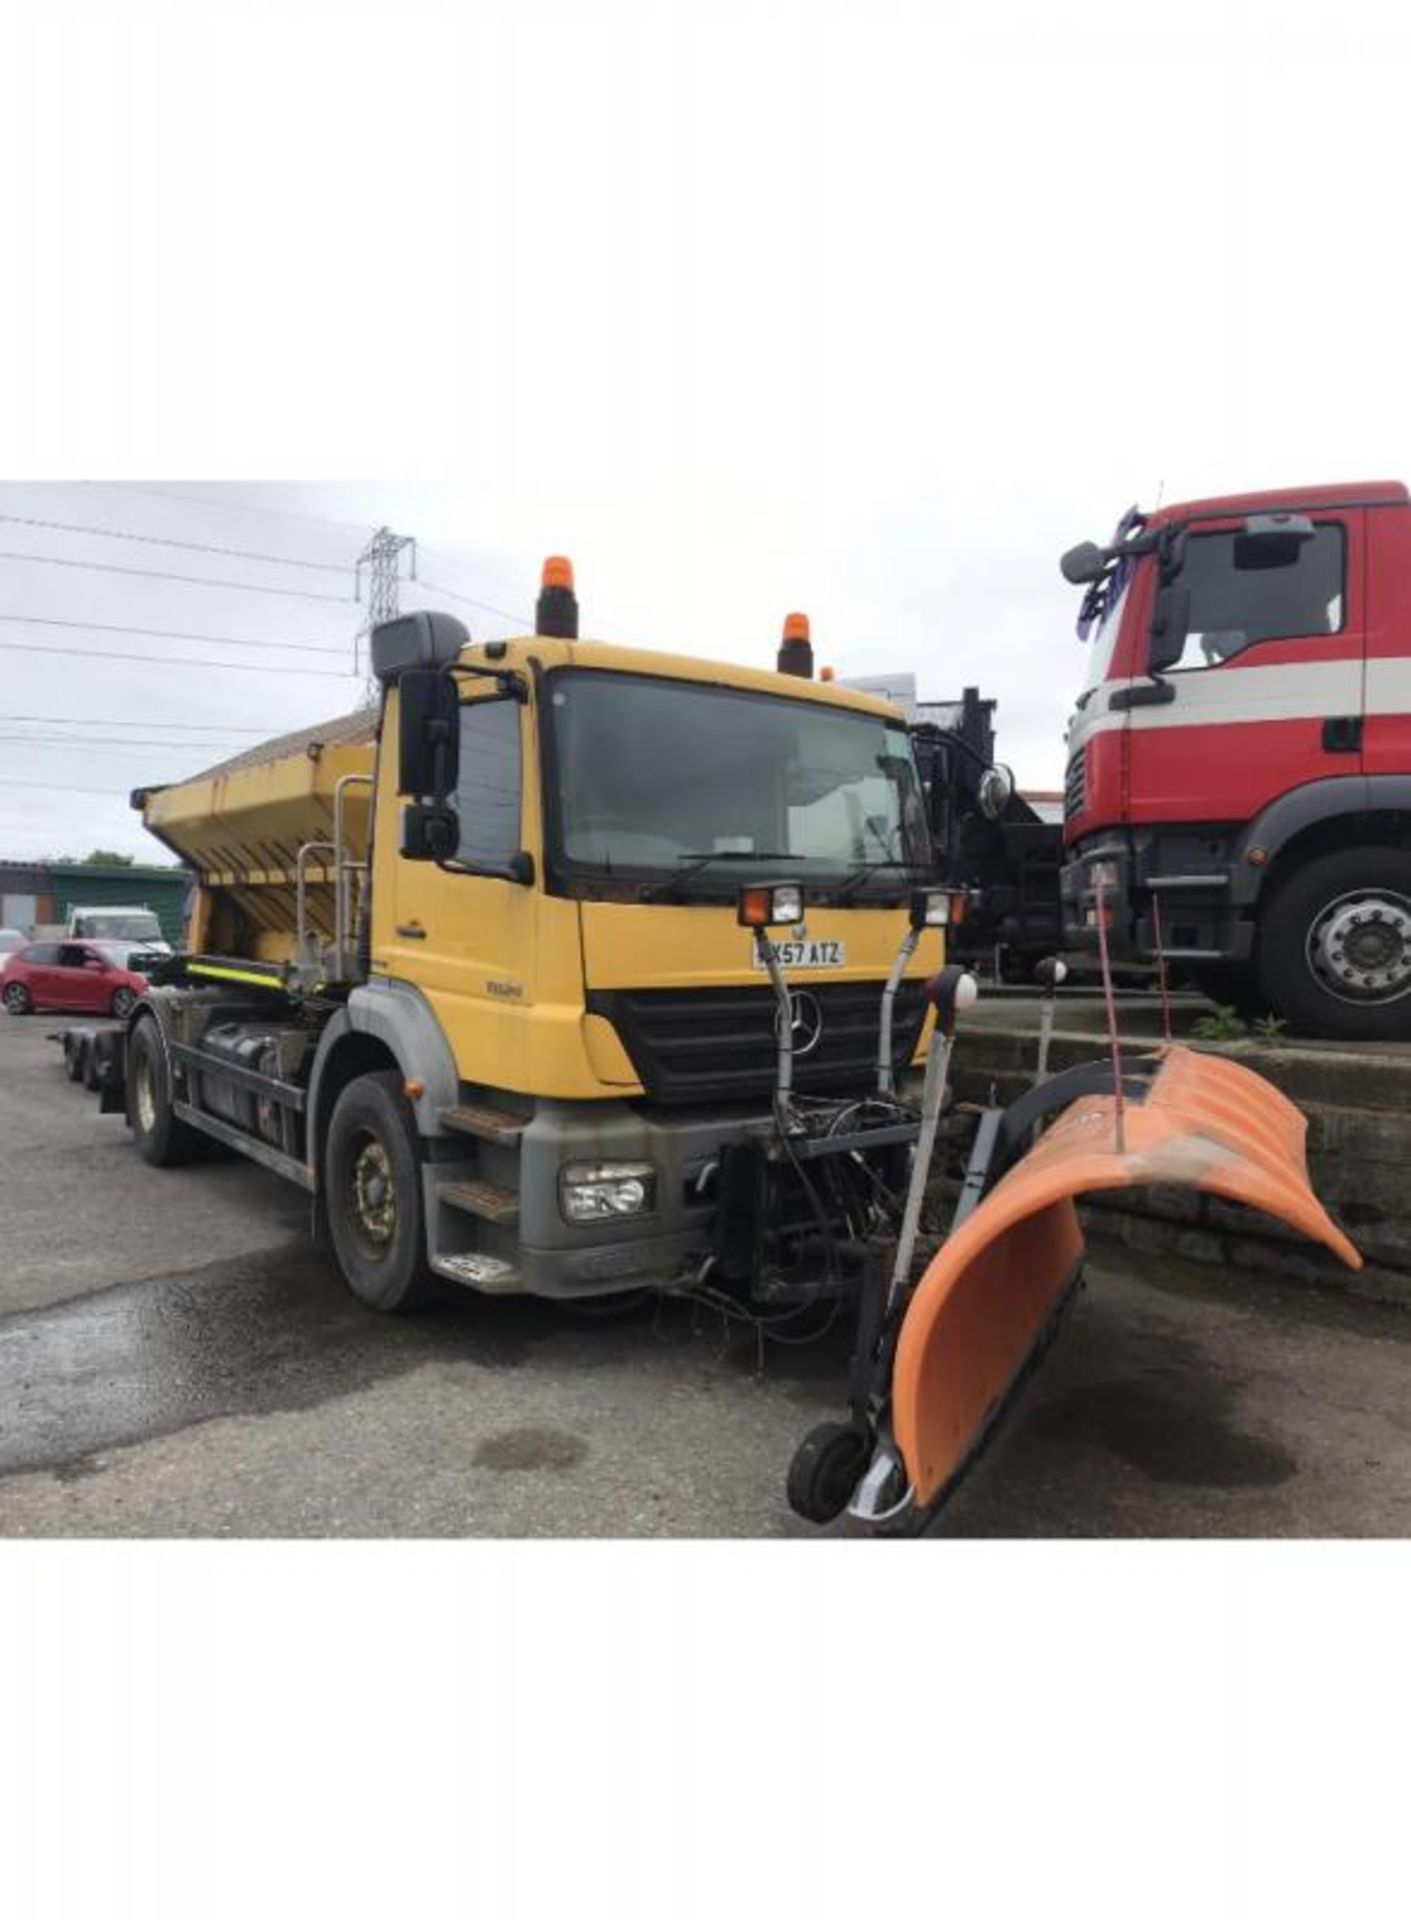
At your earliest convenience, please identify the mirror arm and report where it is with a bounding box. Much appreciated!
[1109,678,1177,713]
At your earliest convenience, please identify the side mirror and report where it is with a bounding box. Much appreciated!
[372,609,468,685]
[1148,582,1191,674]
[1060,541,1109,585]
[401,802,460,862]
[977,764,1014,820]
[398,669,460,799]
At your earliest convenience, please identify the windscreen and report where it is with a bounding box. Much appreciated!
[1082,575,1130,692]
[75,912,162,941]
[546,670,930,891]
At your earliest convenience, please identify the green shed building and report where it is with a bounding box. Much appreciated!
[0,861,193,947]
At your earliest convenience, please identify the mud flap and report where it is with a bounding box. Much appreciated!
[892,1045,1362,1511]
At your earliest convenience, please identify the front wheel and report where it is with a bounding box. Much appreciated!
[3,981,31,1015]
[324,1070,438,1312]
[128,1018,203,1165]
[1257,846,1411,1040]
[111,986,138,1019]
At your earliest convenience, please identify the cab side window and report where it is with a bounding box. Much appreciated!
[1174,523,1346,669]
[454,698,522,869]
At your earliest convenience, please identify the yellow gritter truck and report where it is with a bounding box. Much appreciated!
[76,556,1360,1530]
[121,560,951,1315]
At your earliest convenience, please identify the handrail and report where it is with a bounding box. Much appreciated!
[294,838,336,980]
[332,772,375,980]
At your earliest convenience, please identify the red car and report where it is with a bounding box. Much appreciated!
[1,939,149,1018]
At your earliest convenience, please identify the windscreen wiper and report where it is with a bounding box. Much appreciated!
[643,850,801,902]
[833,859,929,903]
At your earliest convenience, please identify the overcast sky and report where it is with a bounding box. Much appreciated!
[5,1,1411,862]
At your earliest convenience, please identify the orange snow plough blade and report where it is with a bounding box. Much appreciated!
[892,1045,1361,1511]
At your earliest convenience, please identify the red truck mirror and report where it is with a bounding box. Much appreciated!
[1059,540,1108,585]
[1148,582,1191,675]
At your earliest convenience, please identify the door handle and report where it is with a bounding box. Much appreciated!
[1322,716,1363,754]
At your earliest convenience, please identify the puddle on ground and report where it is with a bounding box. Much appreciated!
[1027,1376,1296,1488]
[472,1428,588,1472]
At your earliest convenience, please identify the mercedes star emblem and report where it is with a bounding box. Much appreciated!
[778,988,823,1056]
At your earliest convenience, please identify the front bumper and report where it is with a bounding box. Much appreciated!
[1061,832,1254,965]
[1060,840,1136,954]
[440,1091,919,1302]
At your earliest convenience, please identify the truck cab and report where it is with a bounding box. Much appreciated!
[126,563,950,1314]
[1061,481,1411,1037]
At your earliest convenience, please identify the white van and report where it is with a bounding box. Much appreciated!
[64,906,172,953]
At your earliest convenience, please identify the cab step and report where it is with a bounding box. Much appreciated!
[439,1103,528,1146]
[431,1251,522,1294]
[440,1177,520,1226]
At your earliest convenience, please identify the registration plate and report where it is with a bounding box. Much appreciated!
[752,937,846,970]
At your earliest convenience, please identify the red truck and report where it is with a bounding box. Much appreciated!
[1060,480,1411,1039]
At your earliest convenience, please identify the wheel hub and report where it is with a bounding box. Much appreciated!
[1308,888,1411,1004]
[134,1055,157,1133]
[352,1138,396,1245]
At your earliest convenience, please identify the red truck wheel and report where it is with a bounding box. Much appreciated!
[1257,846,1411,1040]
[324,1071,439,1313]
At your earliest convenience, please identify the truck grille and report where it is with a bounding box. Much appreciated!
[586,981,930,1105]
[1064,747,1087,822]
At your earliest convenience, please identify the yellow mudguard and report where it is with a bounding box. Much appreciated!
[892,1045,1361,1509]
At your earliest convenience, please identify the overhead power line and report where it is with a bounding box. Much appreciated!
[417,550,531,627]
[91,482,371,536]
[0,712,270,733]
[0,733,248,752]
[418,577,531,627]
[0,777,135,796]
[0,639,355,679]
[0,546,353,604]
[0,611,347,658]
[0,511,352,575]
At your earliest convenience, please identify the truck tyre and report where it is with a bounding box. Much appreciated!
[3,981,31,1015]
[1256,846,1411,1040]
[128,1018,203,1166]
[324,1070,438,1313]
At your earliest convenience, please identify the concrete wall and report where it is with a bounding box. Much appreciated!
[948,997,1411,1306]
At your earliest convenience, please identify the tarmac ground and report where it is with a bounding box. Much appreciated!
[2,1009,1409,1538]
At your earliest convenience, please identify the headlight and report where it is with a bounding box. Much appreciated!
[909,888,951,929]
[1086,858,1120,891]
[559,1161,657,1224]
[737,883,804,929]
